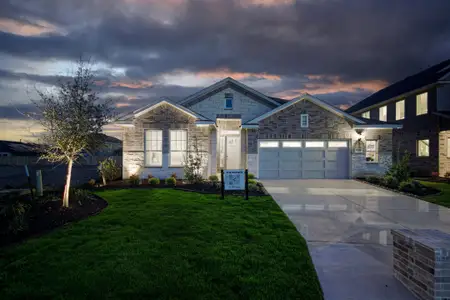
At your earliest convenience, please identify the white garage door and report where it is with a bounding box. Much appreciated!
[258,140,350,179]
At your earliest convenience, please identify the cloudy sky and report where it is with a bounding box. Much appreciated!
[1,0,450,141]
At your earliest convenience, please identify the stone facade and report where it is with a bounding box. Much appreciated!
[122,104,211,179]
[187,87,274,123]
[392,229,450,300]
[439,131,450,177]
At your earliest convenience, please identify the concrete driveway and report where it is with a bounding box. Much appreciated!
[262,179,450,300]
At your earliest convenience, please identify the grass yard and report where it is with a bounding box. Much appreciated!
[0,189,323,300]
[419,181,450,208]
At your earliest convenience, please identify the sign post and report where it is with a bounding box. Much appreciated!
[24,165,34,201]
[221,169,249,200]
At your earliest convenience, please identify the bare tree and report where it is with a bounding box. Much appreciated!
[32,60,115,207]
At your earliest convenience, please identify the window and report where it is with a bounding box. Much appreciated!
[305,141,325,148]
[282,141,302,148]
[416,92,428,115]
[170,130,187,166]
[260,141,278,148]
[328,141,348,148]
[379,106,387,121]
[300,114,309,128]
[366,140,378,162]
[417,139,429,157]
[362,111,370,119]
[224,93,233,109]
[396,100,405,120]
[145,130,162,166]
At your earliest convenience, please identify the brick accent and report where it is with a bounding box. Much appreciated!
[392,229,450,300]
[122,104,210,179]
[186,87,273,123]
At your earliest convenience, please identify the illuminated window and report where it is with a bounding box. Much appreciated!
[145,130,162,166]
[396,100,405,120]
[170,130,187,166]
[379,106,387,121]
[260,141,278,148]
[417,139,429,157]
[362,111,370,119]
[328,141,348,148]
[305,141,325,148]
[366,140,378,162]
[416,92,428,115]
[282,141,302,148]
[300,114,309,128]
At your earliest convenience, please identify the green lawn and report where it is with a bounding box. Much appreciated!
[419,181,450,208]
[0,189,323,300]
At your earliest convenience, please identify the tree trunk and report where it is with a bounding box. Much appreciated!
[62,159,73,207]
[102,175,106,186]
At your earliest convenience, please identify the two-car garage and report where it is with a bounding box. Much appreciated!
[258,140,350,179]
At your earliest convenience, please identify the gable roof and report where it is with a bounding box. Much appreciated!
[116,99,211,124]
[247,94,366,124]
[178,77,281,108]
[347,58,450,114]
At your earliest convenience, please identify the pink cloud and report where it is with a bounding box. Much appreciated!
[0,18,65,36]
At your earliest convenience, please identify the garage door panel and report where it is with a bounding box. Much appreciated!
[259,151,279,160]
[327,151,337,161]
[303,151,325,160]
[303,161,325,170]
[260,160,279,169]
[303,170,325,179]
[280,150,302,159]
[280,170,302,179]
[259,170,279,179]
[280,160,301,171]
[326,161,338,170]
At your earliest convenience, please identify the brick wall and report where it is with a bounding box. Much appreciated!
[187,87,274,123]
[122,104,211,179]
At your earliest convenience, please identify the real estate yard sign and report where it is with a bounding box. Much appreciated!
[221,169,249,200]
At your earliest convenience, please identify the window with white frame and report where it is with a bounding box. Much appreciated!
[282,141,302,148]
[145,130,162,166]
[170,130,187,166]
[396,100,405,120]
[260,141,278,148]
[305,141,325,148]
[379,106,387,121]
[224,93,233,109]
[416,92,428,115]
[366,140,378,162]
[362,111,370,119]
[300,114,309,128]
[417,139,429,157]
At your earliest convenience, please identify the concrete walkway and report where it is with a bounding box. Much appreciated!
[262,179,450,300]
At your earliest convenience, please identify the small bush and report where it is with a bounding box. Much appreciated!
[445,172,450,179]
[209,175,219,182]
[399,180,412,192]
[149,177,160,185]
[165,177,176,186]
[70,188,91,206]
[147,173,154,179]
[248,173,256,180]
[88,179,96,187]
[248,183,259,192]
[0,191,31,235]
[383,175,399,189]
[366,175,381,184]
[98,157,121,184]
[171,173,177,179]
[248,179,257,185]
[129,174,140,186]
[387,152,411,182]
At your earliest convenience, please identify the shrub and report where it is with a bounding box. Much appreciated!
[171,173,177,179]
[387,152,411,183]
[248,179,257,185]
[165,177,176,186]
[88,179,96,187]
[445,172,450,179]
[248,183,259,192]
[98,157,121,185]
[129,174,140,186]
[248,173,256,180]
[432,172,439,178]
[70,188,91,206]
[149,177,160,185]
[183,135,206,184]
[399,180,412,192]
[147,173,154,179]
[0,191,31,235]
[366,175,381,184]
[209,175,219,182]
[383,175,399,189]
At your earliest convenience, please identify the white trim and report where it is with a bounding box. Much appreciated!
[439,65,450,80]
[300,114,309,128]
[179,77,280,107]
[241,124,259,129]
[353,124,403,129]
[135,100,199,119]
[248,94,365,124]
[115,123,135,128]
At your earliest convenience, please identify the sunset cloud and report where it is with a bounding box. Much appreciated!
[0,18,64,37]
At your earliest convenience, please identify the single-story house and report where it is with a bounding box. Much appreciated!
[115,77,401,179]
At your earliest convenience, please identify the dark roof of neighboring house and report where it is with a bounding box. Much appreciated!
[0,140,40,156]
[347,58,450,113]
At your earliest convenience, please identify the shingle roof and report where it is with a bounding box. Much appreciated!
[346,58,450,113]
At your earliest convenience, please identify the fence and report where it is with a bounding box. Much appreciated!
[0,156,122,166]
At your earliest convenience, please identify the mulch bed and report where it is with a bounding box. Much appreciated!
[356,178,441,197]
[0,192,108,249]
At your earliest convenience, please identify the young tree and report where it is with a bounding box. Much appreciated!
[32,60,115,207]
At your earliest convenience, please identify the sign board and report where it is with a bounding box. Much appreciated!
[223,170,245,191]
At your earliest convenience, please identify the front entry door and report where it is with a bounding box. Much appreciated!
[225,136,240,169]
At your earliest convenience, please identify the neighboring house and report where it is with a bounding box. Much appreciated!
[346,59,450,177]
[0,140,39,157]
[90,134,123,156]
[115,77,400,179]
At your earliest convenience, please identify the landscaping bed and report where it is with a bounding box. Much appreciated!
[0,190,107,248]
[358,176,441,197]
[0,189,323,300]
